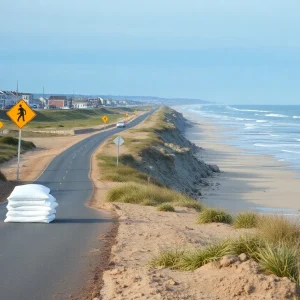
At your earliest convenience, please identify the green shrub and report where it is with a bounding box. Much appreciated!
[257,215,300,246]
[257,244,300,283]
[197,208,233,224]
[157,204,175,212]
[233,212,258,229]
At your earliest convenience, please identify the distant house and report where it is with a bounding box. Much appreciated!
[20,93,34,105]
[48,96,68,108]
[73,100,89,109]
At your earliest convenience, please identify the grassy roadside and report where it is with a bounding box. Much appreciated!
[97,106,204,211]
[0,107,139,130]
[0,136,36,164]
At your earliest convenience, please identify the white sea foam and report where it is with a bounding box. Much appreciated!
[227,106,270,113]
[254,143,300,148]
[265,114,288,118]
[256,120,268,123]
[282,150,300,154]
[293,116,300,119]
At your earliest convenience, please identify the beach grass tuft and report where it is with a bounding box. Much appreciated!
[257,243,300,283]
[157,204,175,212]
[197,208,233,224]
[175,241,232,271]
[233,212,258,229]
[257,215,300,246]
[151,249,185,268]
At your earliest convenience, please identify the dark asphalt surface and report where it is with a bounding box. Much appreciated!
[0,110,155,300]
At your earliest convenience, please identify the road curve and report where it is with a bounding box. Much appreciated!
[0,109,155,300]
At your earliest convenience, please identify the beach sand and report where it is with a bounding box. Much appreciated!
[174,106,300,215]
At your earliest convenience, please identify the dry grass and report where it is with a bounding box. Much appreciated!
[157,204,175,212]
[107,182,203,210]
[257,215,300,246]
[233,212,258,229]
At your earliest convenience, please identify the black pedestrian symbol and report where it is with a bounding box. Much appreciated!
[17,104,26,122]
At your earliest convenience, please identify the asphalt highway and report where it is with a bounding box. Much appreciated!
[0,109,155,300]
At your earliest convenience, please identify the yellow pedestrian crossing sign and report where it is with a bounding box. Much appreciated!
[125,113,129,118]
[6,99,36,129]
[0,121,3,129]
[102,115,109,123]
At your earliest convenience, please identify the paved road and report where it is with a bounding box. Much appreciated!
[0,110,155,300]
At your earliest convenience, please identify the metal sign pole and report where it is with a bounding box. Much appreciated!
[17,129,22,181]
[117,141,120,167]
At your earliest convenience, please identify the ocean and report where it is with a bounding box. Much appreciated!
[181,105,300,172]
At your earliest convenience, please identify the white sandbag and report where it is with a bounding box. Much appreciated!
[7,199,58,208]
[7,202,58,211]
[4,214,56,223]
[8,184,51,201]
[6,209,56,217]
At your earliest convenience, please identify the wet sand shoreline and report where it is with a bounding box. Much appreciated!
[173,106,300,215]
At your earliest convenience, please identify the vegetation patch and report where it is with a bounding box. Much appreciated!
[107,182,202,210]
[257,215,300,246]
[233,212,258,229]
[257,244,300,283]
[0,137,36,164]
[157,204,175,212]
[197,208,233,224]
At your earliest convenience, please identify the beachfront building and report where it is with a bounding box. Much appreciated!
[48,95,68,109]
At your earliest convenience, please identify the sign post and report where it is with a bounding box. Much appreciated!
[113,136,124,166]
[6,99,37,181]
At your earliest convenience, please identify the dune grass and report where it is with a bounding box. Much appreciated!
[197,208,233,224]
[0,136,36,163]
[157,204,175,212]
[107,182,203,210]
[233,212,258,229]
[257,243,300,283]
[257,215,300,246]
[152,216,300,284]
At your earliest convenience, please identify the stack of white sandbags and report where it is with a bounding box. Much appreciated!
[4,184,58,223]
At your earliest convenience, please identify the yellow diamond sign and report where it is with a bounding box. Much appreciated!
[125,113,129,118]
[0,121,3,129]
[6,99,36,129]
[102,115,109,123]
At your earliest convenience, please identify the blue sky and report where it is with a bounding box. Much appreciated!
[1,0,300,104]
